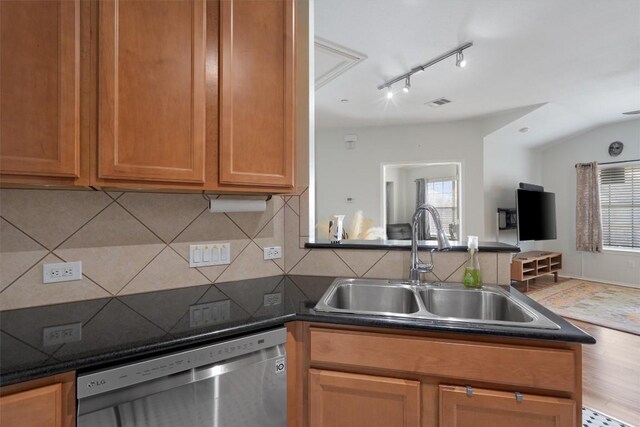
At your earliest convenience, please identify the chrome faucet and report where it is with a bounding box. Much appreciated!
[409,203,452,284]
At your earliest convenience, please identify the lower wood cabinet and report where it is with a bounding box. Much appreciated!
[0,371,75,427]
[288,322,583,427]
[439,385,576,427]
[0,384,62,427]
[309,368,420,427]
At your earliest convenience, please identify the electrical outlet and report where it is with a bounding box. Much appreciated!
[190,243,230,267]
[43,261,82,284]
[263,246,282,260]
[43,322,82,346]
[263,292,282,307]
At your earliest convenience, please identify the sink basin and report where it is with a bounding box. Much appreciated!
[417,288,533,322]
[314,278,559,330]
[319,281,420,315]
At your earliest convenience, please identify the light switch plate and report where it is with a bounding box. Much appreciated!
[189,300,231,327]
[190,243,230,267]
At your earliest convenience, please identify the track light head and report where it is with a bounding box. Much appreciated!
[403,76,411,93]
[378,42,473,93]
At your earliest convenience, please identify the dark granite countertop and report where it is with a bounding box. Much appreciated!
[0,275,594,386]
[305,239,520,252]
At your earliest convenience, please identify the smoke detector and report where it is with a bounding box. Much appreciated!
[426,97,452,108]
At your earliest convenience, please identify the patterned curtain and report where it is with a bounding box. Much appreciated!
[415,178,428,240]
[576,162,603,252]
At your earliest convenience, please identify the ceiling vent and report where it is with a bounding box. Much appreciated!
[426,97,452,108]
[315,38,367,90]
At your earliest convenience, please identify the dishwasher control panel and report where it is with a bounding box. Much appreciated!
[77,327,286,399]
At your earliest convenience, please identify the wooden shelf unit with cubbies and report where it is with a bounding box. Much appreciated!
[511,251,562,290]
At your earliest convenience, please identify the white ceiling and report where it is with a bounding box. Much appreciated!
[314,0,640,146]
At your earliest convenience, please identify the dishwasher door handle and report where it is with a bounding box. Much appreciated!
[78,345,284,417]
[193,345,284,382]
[77,369,194,417]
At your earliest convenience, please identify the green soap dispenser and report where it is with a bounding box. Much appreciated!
[463,235,483,289]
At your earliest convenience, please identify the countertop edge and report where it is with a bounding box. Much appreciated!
[295,313,597,344]
[0,315,296,387]
[305,240,520,253]
[1,295,594,387]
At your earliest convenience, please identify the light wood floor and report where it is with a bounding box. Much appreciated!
[513,277,640,426]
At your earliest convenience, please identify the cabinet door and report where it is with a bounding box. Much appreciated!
[219,0,295,188]
[0,383,62,427]
[439,385,576,427]
[98,0,206,184]
[0,0,80,178]
[309,369,420,427]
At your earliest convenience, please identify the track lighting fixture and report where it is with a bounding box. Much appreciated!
[377,42,473,95]
[403,76,411,93]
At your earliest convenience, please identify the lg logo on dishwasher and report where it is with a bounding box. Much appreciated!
[275,358,286,374]
[87,379,106,388]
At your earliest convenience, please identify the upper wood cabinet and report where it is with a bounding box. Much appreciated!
[218,0,295,188]
[0,0,81,179]
[0,0,299,192]
[439,385,576,427]
[97,0,206,184]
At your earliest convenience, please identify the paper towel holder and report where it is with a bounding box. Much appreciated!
[202,192,272,213]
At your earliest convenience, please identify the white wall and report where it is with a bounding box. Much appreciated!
[314,109,640,287]
[315,119,484,239]
[383,165,407,224]
[483,136,542,251]
[539,118,640,287]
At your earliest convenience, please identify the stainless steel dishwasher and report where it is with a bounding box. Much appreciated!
[77,328,286,427]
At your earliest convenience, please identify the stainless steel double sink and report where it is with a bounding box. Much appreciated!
[314,278,559,330]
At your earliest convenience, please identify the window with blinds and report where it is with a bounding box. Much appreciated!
[598,163,640,250]
[426,178,458,238]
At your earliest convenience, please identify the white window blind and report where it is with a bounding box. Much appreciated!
[598,163,640,250]
[426,178,458,238]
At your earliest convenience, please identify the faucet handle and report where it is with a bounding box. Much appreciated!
[415,262,433,273]
[416,249,436,273]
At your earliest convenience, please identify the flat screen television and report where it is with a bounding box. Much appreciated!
[516,189,557,241]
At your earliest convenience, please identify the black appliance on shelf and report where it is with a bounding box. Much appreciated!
[497,208,517,230]
[516,183,557,241]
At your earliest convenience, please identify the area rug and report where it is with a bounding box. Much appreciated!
[526,279,640,336]
[583,406,634,427]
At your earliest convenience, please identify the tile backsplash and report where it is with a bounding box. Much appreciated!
[283,186,512,285]
[1,187,513,311]
[0,189,286,310]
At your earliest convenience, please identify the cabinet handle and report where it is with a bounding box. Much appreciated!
[466,386,473,396]
[515,392,523,402]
